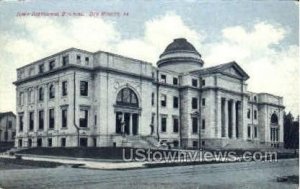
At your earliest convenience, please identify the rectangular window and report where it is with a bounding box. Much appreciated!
[173,77,178,85]
[49,60,55,70]
[247,109,251,119]
[161,94,167,107]
[161,74,166,83]
[62,55,69,66]
[28,138,32,147]
[80,138,88,147]
[151,93,154,106]
[48,138,52,147]
[61,138,66,147]
[161,117,167,132]
[4,131,8,141]
[62,81,68,96]
[93,138,97,147]
[8,121,12,129]
[173,140,179,147]
[80,81,88,96]
[173,117,178,133]
[201,79,205,86]
[202,119,205,129]
[192,79,198,87]
[173,96,178,108]
[39,64,44,73]
[37,138,42,147]
[29,112,34,131]
[39,87,44,101]
[18,139,22,147]
[202,141,205,146]
[19,114,23,132]
[62,109,67,128]
[49,109,55,129]
[85,57,89,65]
[192,117,198,133]
[80,109,88,128]
[38,110,44,130]
[76,55,81,64]
[202,98,206,106]
[247,126,251,138]
[254,127,257,138]
[254,110,257,119]
[193,141,198,148]
[12,132,16,139]
[192,98,198,109]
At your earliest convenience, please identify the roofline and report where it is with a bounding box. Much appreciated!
[0,111,16,117]
[94,50,153,66]
[257,92,283,99]
[17,48,154,71]
[16,48,93,71]
[189,61,250,80]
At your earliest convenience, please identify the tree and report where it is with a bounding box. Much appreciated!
[284,112,299,149]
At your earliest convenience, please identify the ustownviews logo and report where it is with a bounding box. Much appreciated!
[122,149,278,163]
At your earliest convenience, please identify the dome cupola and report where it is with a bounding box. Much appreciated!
[157,38,204,72]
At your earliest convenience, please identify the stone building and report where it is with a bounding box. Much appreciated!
[0,112,16,142]
[14,38,284,149]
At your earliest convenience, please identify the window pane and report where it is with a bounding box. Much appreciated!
[116,88,139,107]
[80,109,88,127]
[131,92,137,104]
[80,81,88,96]
[192,117,198,133]
[123,88,131,103]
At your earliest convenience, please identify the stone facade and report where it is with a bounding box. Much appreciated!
[0,112,16,142]
[14,38,284,149]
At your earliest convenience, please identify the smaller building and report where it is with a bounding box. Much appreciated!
[0,112,16,142]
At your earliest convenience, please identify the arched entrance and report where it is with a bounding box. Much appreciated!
[115,87,141,136]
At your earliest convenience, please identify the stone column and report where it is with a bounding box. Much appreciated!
[224,99,228,138]
[236,101,242,138]
[231,100,236,139]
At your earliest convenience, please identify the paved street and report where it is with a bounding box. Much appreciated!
[0,159,298,189]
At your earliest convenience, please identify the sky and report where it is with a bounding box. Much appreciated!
[0,0,299,115]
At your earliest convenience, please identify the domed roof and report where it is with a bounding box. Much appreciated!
[157,38,204,72]
[161,38,200,56]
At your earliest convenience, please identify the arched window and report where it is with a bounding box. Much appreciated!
[271,113,278,124]
[49,84,55,99]
[116,88,138,107]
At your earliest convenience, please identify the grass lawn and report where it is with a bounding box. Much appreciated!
[18,147,131,159]
[0,142,14,153]
[17,147,298,162]
[0,157,63,170]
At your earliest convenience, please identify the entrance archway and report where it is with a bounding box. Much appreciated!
[115,88,140,136]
